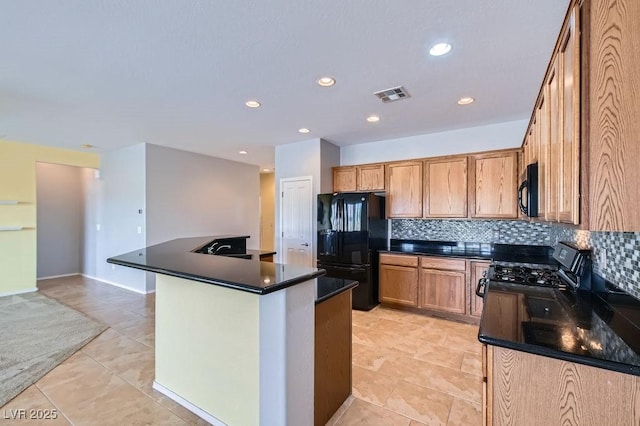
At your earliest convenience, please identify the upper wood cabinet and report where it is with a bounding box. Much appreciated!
[558,6,580,225]
[423,157,468,218]
[537,93,549,218]
[545,56,561,222]
[469,150,519,218]
[587,0,640,231]
[356,164,385,191]
[386,161,423,218]
[332,167,356,192]
[332,164,385,192]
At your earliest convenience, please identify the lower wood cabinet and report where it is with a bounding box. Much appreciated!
[379,253,479,321]
[484,345,640,425]
[315,290,352,426]
[379,263,418,307]
[470,261,491,318]
[418,269,466,314]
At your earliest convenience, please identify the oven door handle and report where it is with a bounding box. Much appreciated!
[476,278,488,298]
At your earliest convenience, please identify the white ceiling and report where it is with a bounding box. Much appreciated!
[0,1,568,170]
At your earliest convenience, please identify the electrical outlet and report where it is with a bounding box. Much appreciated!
[96,224,100,231]
[111,264,116,270]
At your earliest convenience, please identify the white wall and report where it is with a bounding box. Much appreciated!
[145,144,260,291]
[274,138,340,263]
[84,143,261,294]
[340,119,528,165]
[36,163,84,278]
[145,144,260,247]
[93,143,148,293]
[320,139,340,193]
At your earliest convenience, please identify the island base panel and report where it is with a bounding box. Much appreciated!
[154,274,315,426]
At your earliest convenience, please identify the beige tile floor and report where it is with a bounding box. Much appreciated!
[1,276,482,425]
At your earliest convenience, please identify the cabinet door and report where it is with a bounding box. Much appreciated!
[589,0,640,231]
[558,7,580,225]
[333,167,357,192]
[482,344,493,426]
[537,93,549,217]
[379,264,418,307]
[418,269,466,314]
[386,161,423,218]
[546,57,560,222]
[424,157,468,218]
[469,151,519,218]
[470,261,490,318]
[357,164,385,191]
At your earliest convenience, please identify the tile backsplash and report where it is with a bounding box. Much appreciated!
[392,219,552,245]
[391,219,640,299]
[549,225,640,300]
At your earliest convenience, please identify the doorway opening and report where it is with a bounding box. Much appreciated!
[36,162,98,283]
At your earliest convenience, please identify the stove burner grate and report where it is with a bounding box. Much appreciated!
[491,265,565,288]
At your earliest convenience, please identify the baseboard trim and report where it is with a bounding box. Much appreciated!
[81,274,150,295]
[0,287,38,297]
[38,272,81,280]
[152,381,226,426]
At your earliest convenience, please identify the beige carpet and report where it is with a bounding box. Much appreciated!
[0,292,107,407]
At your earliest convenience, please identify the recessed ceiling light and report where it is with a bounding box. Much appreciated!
[245,100,261,108]
[262,168,271,172]
[366,115,380,123]
[457,97,475,105]
[429,42,452,57]
[298,128,311,134]
[317,77,335,87]
[81,144,95,149]
[239,150,248,155]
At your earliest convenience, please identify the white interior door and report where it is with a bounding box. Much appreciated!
[280,177,313,267]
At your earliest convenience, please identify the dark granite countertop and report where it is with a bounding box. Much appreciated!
[107,236,324,295]
[479,274,640,376]
[384,239,557,265]
[316,277,358,304]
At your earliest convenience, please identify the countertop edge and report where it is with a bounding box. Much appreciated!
[107,257,325,295]
[315,279,359,305]
[478,334,640,377]
[381,249,494,261]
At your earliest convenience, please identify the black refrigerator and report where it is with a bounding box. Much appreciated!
[317,192,388,310]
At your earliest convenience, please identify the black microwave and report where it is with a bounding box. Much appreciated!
[518,162,538,217]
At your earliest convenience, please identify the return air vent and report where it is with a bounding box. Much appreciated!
[373,86,410,103]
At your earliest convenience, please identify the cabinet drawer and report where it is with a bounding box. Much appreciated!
[380,253,419,267]
[420,256,467,271]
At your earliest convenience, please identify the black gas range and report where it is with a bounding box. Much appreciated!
[477,241,640,376]
[476,241,592,297]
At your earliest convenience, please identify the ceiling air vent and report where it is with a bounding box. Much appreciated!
[373,86,410,103]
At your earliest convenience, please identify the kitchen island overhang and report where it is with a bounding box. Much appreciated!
[107,237,327,426]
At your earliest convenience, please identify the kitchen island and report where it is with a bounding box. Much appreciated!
[107,237,352,426]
